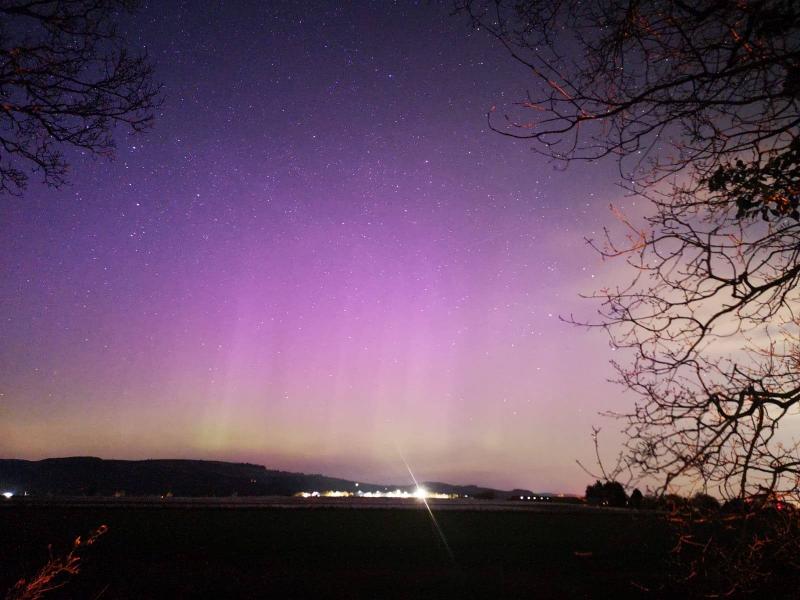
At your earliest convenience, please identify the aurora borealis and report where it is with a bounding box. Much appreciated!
[1,1,636,493]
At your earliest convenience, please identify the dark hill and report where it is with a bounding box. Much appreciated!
[0,457,536,499]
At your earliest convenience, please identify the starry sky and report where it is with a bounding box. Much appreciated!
[0,1,638,493]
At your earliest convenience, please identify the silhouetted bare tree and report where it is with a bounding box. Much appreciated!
[0,0,160,194]
[457,0,800,502]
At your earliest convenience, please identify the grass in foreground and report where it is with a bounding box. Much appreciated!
[0,505,669,599]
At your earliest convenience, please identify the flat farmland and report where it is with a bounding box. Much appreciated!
[0,499,671,599]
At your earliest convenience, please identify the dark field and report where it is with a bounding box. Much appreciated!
[0,501,671,599]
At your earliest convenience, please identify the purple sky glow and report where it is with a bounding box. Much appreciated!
[1,1,642,493]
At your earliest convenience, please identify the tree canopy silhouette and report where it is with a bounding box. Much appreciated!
[0,0,160,194]
[586,480,628,507]
[458,0,800,500]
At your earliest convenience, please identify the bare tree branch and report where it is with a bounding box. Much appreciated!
[0,0,161,194]
[458,0,800,502]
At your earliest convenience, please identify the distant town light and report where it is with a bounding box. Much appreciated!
[322,490,350,498]
[295,488,456,500]
[1,492,13,499]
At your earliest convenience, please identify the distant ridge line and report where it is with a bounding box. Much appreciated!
[0,457,571,499]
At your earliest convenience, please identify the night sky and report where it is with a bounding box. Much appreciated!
[1,1,637,493]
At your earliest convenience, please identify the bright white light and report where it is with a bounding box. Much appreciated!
[1,492,12,499]
[298,488,455,500]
